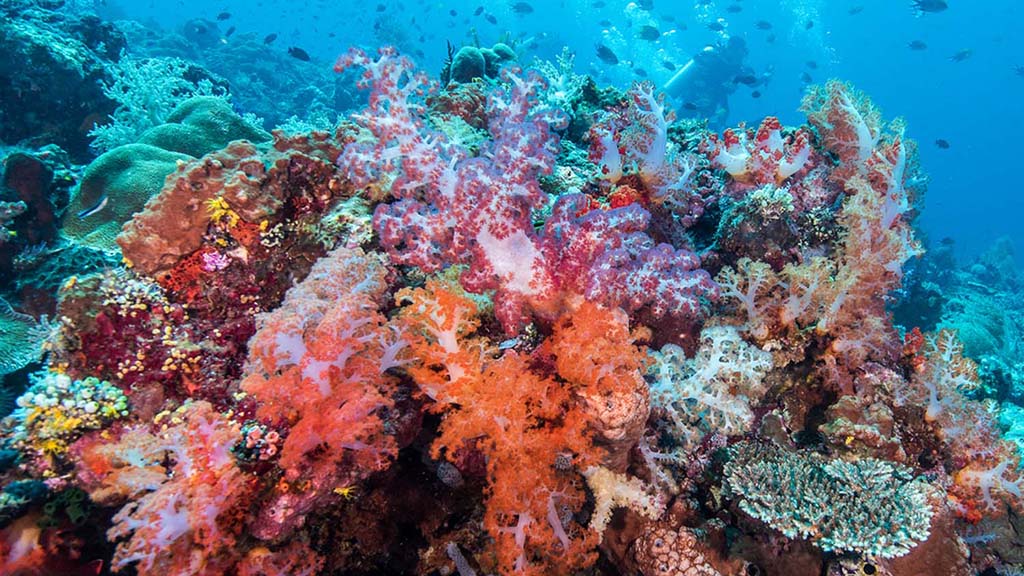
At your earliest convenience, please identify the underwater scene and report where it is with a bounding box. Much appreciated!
[1,0,1024,574]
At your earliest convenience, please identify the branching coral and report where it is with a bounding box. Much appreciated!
[724,442,936,558]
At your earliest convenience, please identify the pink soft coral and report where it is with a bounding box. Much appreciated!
[241,245,406,540]
[95,402,251,575]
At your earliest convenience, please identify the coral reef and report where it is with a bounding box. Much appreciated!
[0,42,1021,576]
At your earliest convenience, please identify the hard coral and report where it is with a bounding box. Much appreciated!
[724,442,936,559]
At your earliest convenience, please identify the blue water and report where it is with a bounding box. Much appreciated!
[94,0,1024,266]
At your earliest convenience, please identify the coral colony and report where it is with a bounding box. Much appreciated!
[1,46,1021,576]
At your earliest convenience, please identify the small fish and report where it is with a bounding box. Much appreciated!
[224,25,235,37]
[907,40,927,50]
[805,60,818,69]
[599,19,612,26]
[662,60,676,71]
[911,0,947,15]
[485,13,497,24]
[726,4,742,13]
[473,5,484,15]
[949,49,973,62]
[595,43,619,65]
[935,138,950,149]
[376,3,386,11]
[805,20,814,30]
[288,46,310,61]
[634,68,648,77]
[708,21,725,32]
[77,195,108,219]
[638,25,660,41]
[848,6,864,15]
[263,33,277,44]
[511,1,533,15]
[751,90,762,98]
[498,338,519,350]
[637,0,653,9]
[449,9,456,16]
[682,101,698,111]
[800,71,813,83]
[592,0,606,7]
[1015,65,1024,77]
[755,20,773,30]
[733,74,758,85]
[766,33,776,43]
[216,11,231,20]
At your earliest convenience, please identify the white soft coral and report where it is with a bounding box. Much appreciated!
[648,326,772,453]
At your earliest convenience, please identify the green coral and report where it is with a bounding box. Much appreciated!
[0,299,48,377]
[723,441,935,559]
[64,96,271,251]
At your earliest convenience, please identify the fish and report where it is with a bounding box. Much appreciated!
[682,101,698,111]
[949,49,973,62]
[599,19,612,26]
[216,11,231,20]
[708,21,725,32]
[637,0,653,9]
[76,195,108,219]
[907,40,927,50]
[595,43,619,65]
[755,20,773,30]
[911,0,947,15]
[224,25,235,37]
[1015,65,1024,77]
[263,33,277,44]
[288,46,310,61]
[376,3,386,11]
[592,0,606,6]
[662,60,676,71]
[449,9,456,16]
[473,5,484,15]
[935,139,950,149]
[511,1,533,15]
[805,60,818,69]
[733,74,758,86]
[766,33,776,43]
[726,4,742,13]
[485,13,497,24]
[634,68,648,77]
[638,25,660,41]
[848,6,864,15]
[800,71,813,83]
[751,90,762,98]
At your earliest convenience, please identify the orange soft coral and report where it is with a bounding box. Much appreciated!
[398,281,604,575]
[548,301,651,471]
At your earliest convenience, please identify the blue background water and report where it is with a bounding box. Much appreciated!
[89,0,1024,265]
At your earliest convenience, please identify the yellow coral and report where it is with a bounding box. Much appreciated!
[205,196,240,227]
